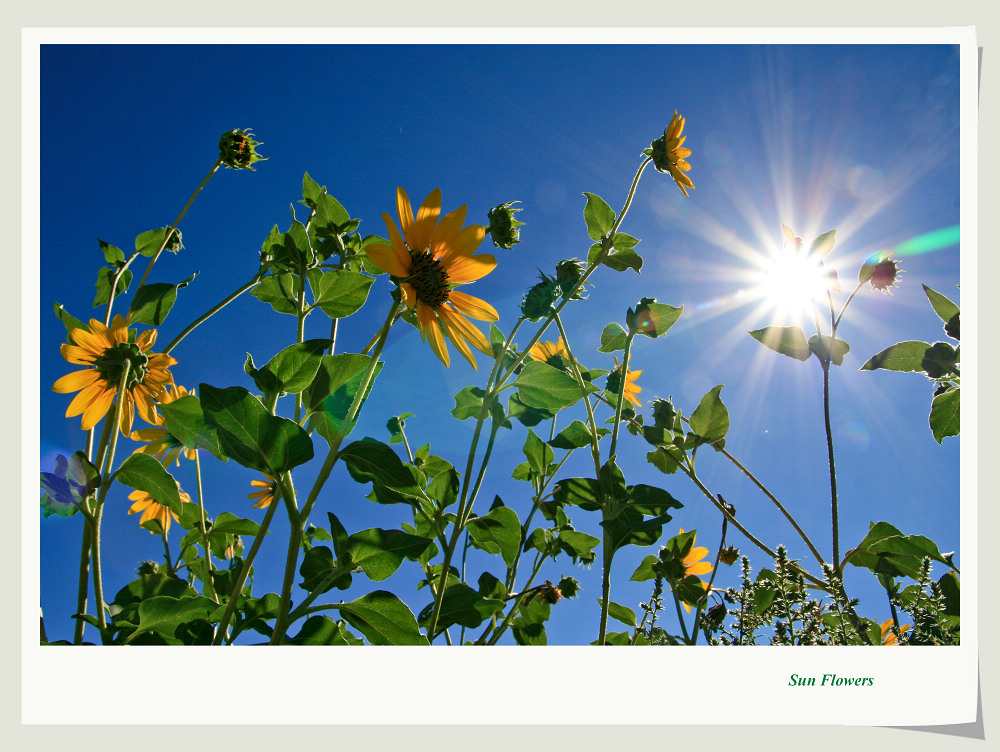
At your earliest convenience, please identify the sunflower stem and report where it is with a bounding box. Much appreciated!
[553,313,602,475]
[72,520,93,644]
[212,486,283,645]
[193,453,218,602]
[163,269,266,356]
[608,334,636,460]
[597,534,613,645]
[161,530,175,576]
[270,474,301,644]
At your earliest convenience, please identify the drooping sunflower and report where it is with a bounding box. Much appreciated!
[527,339,568,366]
[129,385,198,467]
[880,618,911,646]
[248,474,278,509]
[53,314,176,435]
[367,187,499,369]
[677,527,714,614]
[127,484,192,534]
[611,356,644,409]
[651,110,695,196]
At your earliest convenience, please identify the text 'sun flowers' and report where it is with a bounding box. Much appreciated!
[52,314,176,435]
[368,187,499,369]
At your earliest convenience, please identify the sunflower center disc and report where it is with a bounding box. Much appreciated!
[92,342,150,389]
[408,251,451,308]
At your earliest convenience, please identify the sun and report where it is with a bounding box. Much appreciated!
[758,249,833,324]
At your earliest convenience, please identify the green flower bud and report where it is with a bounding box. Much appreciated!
[159,227,183,254]
[555,258,587,300]
[218,128,266,170]
[859,251,902,293]
[650,397,677,429]
[486,201,525,249]
[520,272,560,321]
[557,576,580,599]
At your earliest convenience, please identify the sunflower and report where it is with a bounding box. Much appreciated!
[880,618,911,646]
[527,339,568,366]
[129,385,199,466]
[53,314,176,435]
[127,484,192,534]
[367,187,499,369]
[677,527,713,614]
[248,474,278,509]
[611,356,643,409]
[651,110,695,196]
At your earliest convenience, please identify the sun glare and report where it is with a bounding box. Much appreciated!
[758,251,832,323]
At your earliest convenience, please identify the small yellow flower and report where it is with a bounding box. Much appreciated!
[651,110,695,196]
[527,339,568,365]
[127,484,192,534]
[880,618,910,645]
[248,474,278,509]
[678,528,713,613]
[53,314,176,435]
[129,385,198,466]
[367,187,499,370]
[612,356,644,409]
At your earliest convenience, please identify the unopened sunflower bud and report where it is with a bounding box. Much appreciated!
[218,128,266,170]
[557,576,580,599]
[651,397,677,429]
[859,251,902,293]
[486,201,525,249]
[705,602,727,627]
[536,580,563,604]
[137,560,159,576]
[555,258,587,300]
[520,272,561,321]
[719,546,740,565]
[160,228,183,254]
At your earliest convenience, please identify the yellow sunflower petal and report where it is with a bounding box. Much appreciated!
[395,187,416,243]
[438,224,486,263]
[447,290,499,322]
[399,282,417,309]
[60,344,98,365]
[410,188,442,251]
[687,562,714,576]
[429,205,468,258]
[368,233,411,277]
[53,369,101,393]
[66,380,111,418]
[417,301,450,367]
[445,254,497,284]
[136,329,157,351]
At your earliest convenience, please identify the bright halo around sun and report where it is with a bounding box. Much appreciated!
[758,250,834,323]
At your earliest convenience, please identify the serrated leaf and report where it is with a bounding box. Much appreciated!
[748,326,811,361]
[689,385,729,444]
[339,591,429,645]
[582,192,616,241]
[860,341,934,372]
[309,269,374,319]
[113,453,182,513]
[199,384,314,476]
[930,386,960,442]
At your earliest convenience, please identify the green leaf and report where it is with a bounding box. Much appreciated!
[930,386,960,443]
[922,284,959,327]
[522,429,554,477]
[97,238,124,265]
[199,384,314,476]
[40,451,100,518]
[632,302,683,338]
[299,546,351,594]
[626,484,683,517]
[602,247,643,273]
[93,267,131,307]
[53,303,87,342]
[126,272,198,326]
[209,512,262,537]
[582,192,615,241]
[808,228,837,258]
[507,392,555,427]
[339,438,430,504]
[598,322,628,353]
[346,528,433,581]
[611,232,640,249]
[451,386,487,420]
[304,353,381,445]
[309,269,374,319]
[557,529,601,560]
[288,616,362,645]
[939,571,960,617]
[599,599,637,627]
[514,360,594,410]
[549,420,608,450]
[126,594,218,644]
[646,446,684,475]
[554,476,603,512]
[300,173,353,236]
[808,335,850,366]
[630,555,659,582]
[689,385,729,445]
[254,339,332,397]
[113,453,182,513]
[327,512,350,562]
[339,591,429,645]
[467,506,521,568]
[159,395,227,461]
[861,340,934,372]
[135,228,178,258]
[510,595,550,645]
[921,342,959,379]
[845,521,955,580]
[418,583,505,633]
[386,413,415,444]
[250,273,301,315]
[749,326,811,361]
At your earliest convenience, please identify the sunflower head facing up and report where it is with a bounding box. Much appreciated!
[366,187,500,370]
[527,339,569,367]
[53,315,176,436]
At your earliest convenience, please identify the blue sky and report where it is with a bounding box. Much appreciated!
[39,43,961,645]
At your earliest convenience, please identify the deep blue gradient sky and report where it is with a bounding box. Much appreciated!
[39,43,961,645]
